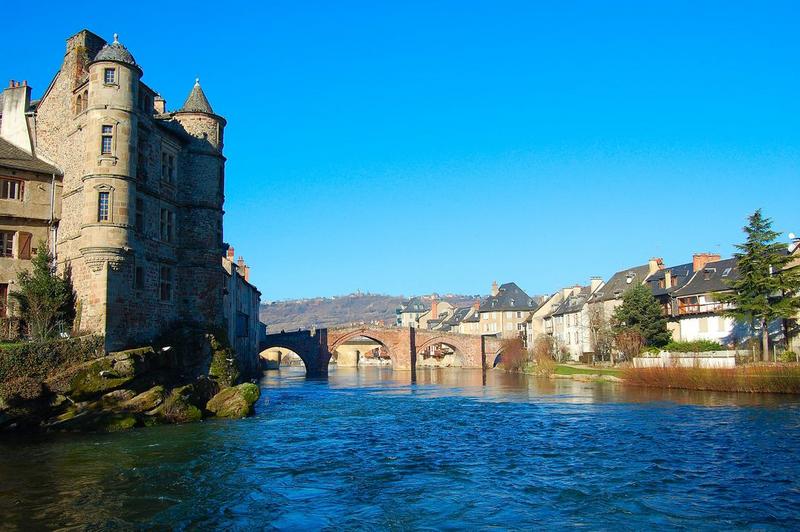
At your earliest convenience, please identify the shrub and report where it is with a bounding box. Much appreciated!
[779,351,798,363]
[622,364,800,394]
[0,336,104,401]
[498,338,528,372]
[663,340,725,353]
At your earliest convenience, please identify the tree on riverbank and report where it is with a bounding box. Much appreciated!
[612,284,671,350]
[9,243,75,341]
[716,210,800,361]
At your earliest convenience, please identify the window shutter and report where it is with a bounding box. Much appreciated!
[18,232,32,260]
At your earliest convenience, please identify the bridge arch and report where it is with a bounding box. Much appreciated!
[415,336,466,368]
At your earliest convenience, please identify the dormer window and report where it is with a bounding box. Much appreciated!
[722,268,732,277]
[104,68,116,84]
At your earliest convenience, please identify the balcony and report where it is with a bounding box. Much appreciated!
[677,301,732,315]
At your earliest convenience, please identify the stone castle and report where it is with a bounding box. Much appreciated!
[0,29,262,357]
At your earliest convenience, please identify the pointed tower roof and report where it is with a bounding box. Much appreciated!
[179,78,214,113]
[93,33,138,67]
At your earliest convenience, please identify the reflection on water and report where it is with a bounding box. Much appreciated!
[1,367,799,530]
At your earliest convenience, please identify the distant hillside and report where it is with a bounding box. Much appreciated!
[259,292,481,333]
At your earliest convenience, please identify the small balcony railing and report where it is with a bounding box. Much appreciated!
[677,301,732,315]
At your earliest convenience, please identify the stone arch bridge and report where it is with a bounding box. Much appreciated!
[260,325,503,376]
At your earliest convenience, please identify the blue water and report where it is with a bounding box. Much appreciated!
[1,368,800,530]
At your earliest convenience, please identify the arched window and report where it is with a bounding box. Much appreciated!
[75,94,82,115]
[82,90,88,112]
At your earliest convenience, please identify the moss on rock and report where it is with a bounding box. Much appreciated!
[206,383,260,419]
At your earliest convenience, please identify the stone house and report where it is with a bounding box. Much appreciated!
[0,81,63,322]
[478,281,538,339]
[395,297,429,328]
[417,299,455,330]
[2,30,263,364]
[222,247,261,376]
[547,279,604,361]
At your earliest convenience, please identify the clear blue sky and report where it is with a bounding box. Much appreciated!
[3,1,798,300]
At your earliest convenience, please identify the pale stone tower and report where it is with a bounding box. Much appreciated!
[35,30,228,349]
[171,80,227,327]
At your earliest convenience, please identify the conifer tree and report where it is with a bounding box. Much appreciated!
[9,243,75,341]
[612,284,671,348]
[717,210,800,361]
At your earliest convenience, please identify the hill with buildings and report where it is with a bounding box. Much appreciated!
[259,292,481,332]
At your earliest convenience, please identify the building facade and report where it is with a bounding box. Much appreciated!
[478,281,538,339]
[222,247,261,376]
[30,31,228,349]
[0,80,63,322]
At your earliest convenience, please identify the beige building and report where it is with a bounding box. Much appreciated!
[547,278,604,361]
[478,281,538,339]
[0,30,264,366]
[28,30,229,350]
[396,297,430,328]
[0,80,63,321]
[417,299,455,329]
[222,247,262,375]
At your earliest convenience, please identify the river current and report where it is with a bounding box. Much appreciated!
[1,367,800,530]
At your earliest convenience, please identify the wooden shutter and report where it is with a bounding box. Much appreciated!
[18,232,32,260]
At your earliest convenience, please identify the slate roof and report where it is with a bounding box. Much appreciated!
[479,282,538,312]
[93,34,137,67]
[0,138,60,175]
[399,297,429,313]
[179,79,214,114]
[673,258,739,297]
[443,306,473,327]
[589,264,652,303]
[551,286,591,317]
[647,261,694,297]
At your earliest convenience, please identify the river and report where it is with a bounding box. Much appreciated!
[1,367,799,530]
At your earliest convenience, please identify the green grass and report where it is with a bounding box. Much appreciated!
[554,365,623,377]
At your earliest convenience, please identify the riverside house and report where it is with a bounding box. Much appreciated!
[478,281,539,339]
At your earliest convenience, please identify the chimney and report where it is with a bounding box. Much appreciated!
[648,257,664,275]
[590,276,603,293]
[243,265,250,282]
[1,80,34,153]
[561,287,572,299]
[154,95,166,114]
[664,269,672,289]
[227,246,235,261]
[237,256,245,270]
[472,300,480,311]
[431,299,439,319]
[693,253,721,272]
[491,281,499,296]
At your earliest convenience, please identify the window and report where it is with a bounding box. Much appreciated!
[135,198,144,232]
[104,68,116,84]
[516,311,522,318]
[0,178,24,200]
[505,311,512,319]
[236,312,249,337]
[101,125,113,154]
[83,90,88,111]
[722,268,732,277]
[160,208,175,242]
[75,94,82,115]
[159,266,172,301]
[0,284,7,317]
[0,232,12,257]
[134,266,145,290]
[161,152,175,183]
[98,192,110,221]
[482,313,488,320]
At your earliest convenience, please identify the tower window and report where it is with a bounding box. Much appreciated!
[160,266,173,301]
[134,266,145,290]
[101,125,113,154]
[160,208,175,242]
[135,198,144,232]
[161,152,176,183]
[104,68,116,84]
[98,192,110,221]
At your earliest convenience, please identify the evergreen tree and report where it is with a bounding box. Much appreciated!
[612,284,671,348]
[716,210,800,361]
[9,243,75,341]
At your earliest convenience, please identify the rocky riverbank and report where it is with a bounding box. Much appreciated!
[0,328,261,433]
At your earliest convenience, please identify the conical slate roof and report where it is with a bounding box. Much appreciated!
[94,33,137,66]
[179,79,214,113]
